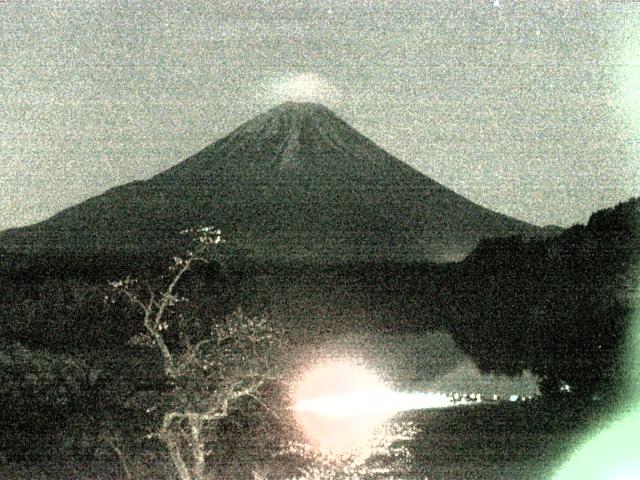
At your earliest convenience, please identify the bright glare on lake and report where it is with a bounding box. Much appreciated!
[291,358,451,452]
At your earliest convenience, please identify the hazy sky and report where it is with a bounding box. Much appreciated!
[1,0,639,230]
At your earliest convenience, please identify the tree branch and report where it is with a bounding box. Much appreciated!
[246,393,281,420]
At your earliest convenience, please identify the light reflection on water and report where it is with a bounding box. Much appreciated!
[290,358,450,453]
[280,418,420,480]
[295,390,452,418]
[292,389,450,454]
[277,401,603,480]
[281,357,458,479]
[285,356,584,479]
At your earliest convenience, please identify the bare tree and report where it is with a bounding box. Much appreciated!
[111,227,280,480]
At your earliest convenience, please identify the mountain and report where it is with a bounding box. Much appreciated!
[1,102,542,265]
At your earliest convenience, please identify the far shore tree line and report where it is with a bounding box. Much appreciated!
[444,198,638,399]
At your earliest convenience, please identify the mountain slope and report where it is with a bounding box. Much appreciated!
[1,102,541,264]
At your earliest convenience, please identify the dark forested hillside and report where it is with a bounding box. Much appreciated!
[442,198,639,399]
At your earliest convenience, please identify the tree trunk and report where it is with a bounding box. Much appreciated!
[112,444,134,480]
[164,434,193,480]
[189,415,207,480]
